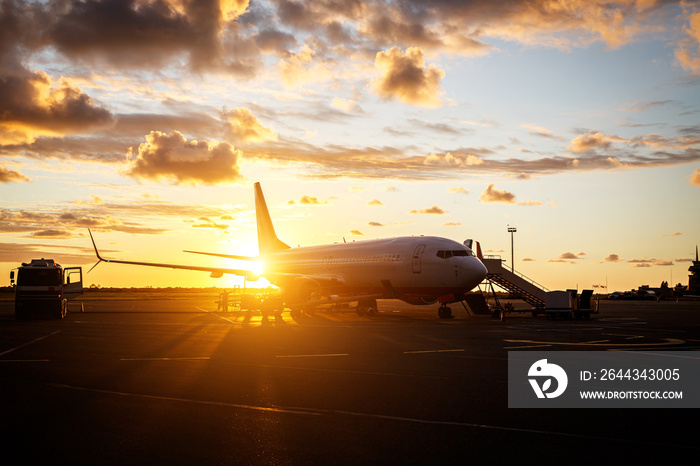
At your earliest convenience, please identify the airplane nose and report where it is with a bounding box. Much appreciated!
[463,257,488,289]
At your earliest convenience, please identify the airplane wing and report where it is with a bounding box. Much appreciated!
[183,250,258,261]
[88,229,260,280]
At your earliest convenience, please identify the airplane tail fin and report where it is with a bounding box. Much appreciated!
[254,182,290,255]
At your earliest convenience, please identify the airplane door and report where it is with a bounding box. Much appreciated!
[412,245,426,273]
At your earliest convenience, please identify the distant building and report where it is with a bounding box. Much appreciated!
[689,246,700,295]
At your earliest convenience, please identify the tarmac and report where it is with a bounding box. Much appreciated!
[1,297,699,464]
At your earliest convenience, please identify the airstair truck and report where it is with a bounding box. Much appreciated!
[10,259,83,320]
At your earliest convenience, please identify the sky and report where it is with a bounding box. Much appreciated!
[1,0,699,293]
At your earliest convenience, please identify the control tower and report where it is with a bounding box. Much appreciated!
[689,246,700,295]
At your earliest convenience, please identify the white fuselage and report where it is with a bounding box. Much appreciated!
[263,236,488,304]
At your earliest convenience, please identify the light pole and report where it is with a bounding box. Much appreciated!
[507,226,517,273]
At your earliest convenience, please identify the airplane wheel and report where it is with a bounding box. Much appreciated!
[438,305,452,319]
[366,306,377,316]
[356,307,366,316]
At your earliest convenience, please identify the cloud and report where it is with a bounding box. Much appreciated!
[522,258,536,262]
[449,187,469,194]
[124,130,244,186]
[659,232,682,237]
[443,222,462,226]
[368,221,384,227]
[628,258,654,264]
[691,169,700,188]
[559,252,579,260]
[30,229,74,239]
[425,152,484,167]
[517,200,542,206]
[0,165,30,183]
[567,131,615,153]
[674,10,700,74]
[223,107,277,143]
[409,206,446,215]
[654,260,674,266]
[278,45,333,87]
[627,257,674,267]
[479,184,515,204]
[192,217,229,230]
[604,254,623,263]
[288,195,328,206]
[368,199,383,206]
[373,47,444,107]
[44,0,254,74]
[331,97,363,113]
[0,71,114,144]
[0,196,240,239]
[522,124,563,140]
[350,229,364,236]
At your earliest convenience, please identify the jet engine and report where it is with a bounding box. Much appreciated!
[285,277,322,304]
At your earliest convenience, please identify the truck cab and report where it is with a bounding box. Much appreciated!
[10,259,83,320]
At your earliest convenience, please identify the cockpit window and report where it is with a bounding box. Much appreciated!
[436,249,475,259]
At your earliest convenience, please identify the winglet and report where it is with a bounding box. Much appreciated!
[87,228,106,273]
[254,182,290,255]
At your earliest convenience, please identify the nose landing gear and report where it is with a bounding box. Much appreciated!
[438,304,453,319]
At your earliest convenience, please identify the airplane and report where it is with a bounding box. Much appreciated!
[89,182,488,318]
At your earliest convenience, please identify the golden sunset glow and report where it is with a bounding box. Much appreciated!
[0,0,698,292]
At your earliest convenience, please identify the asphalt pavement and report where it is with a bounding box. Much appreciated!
[1,298,699,464]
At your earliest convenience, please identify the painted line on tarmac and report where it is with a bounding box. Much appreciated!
[120,357,211,361]
[275,353,349,358]
[503,338,685,347]
[0,330,61,358]
[47,382,322,416]
[197,307,239,324]
[38,381,699,450]
[403,349,465,354]
[0,359,51,363]
[503,344,552,349]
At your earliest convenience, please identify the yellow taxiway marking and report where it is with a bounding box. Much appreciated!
[0,330,61,358]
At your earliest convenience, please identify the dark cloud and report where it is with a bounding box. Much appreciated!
[0,71,114,144]
[409,206,446,215]
[254,28,297,54]
[373,47,444,107]
[46,0,253,73]
[0,165,30,183]
[604,254,623,263]
[124,130,244,185]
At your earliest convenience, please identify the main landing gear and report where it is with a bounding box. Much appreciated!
[356,298,378,316]
[437,304,453,319]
